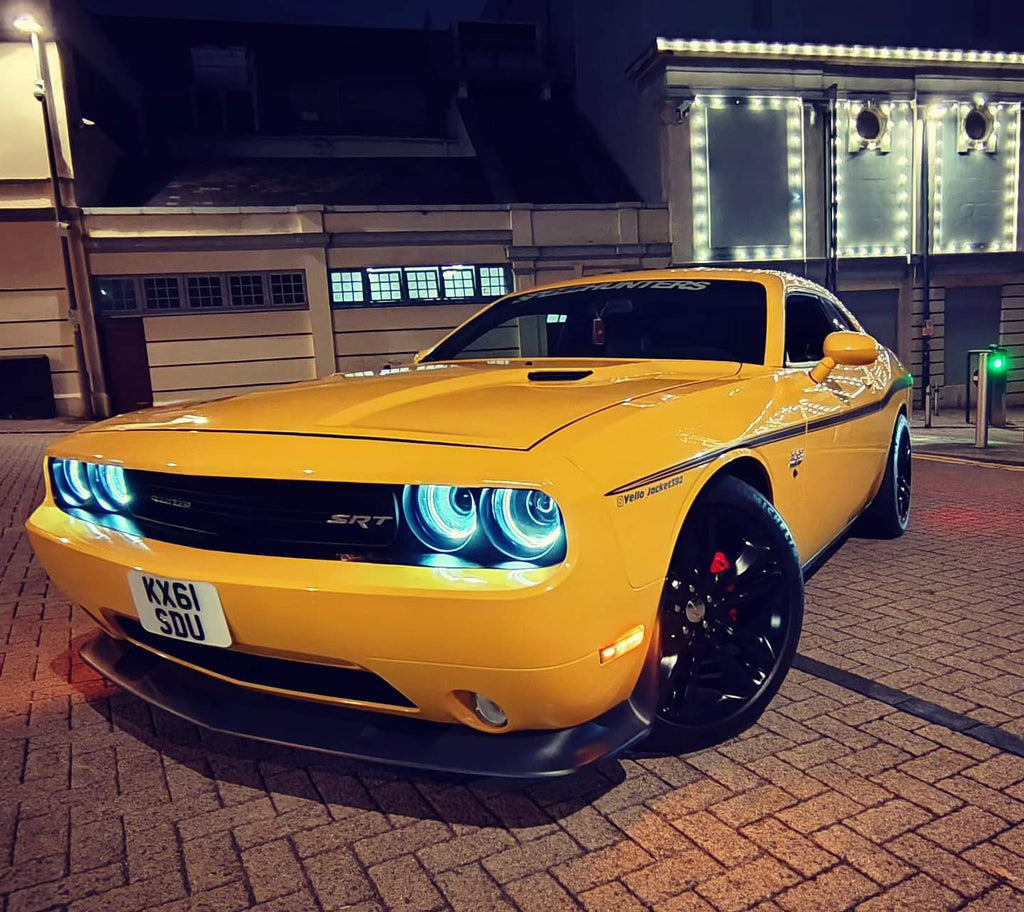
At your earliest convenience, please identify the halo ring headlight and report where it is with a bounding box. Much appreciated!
[87,463,119,511]
[97,464,131,508]
[404,484,478,553]
[61,459,93,505]
[482,488,564,561]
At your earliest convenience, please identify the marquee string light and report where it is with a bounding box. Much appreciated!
[691,95,805,262]
[835,100,914,258]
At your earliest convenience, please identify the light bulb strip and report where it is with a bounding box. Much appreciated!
[836,100,914,258]
[657,37,1024,67]
[691,94,805,262]
[929,101,1020,254]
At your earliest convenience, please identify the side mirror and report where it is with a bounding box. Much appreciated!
[809,331,879,382]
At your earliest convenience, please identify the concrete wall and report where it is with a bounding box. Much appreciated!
[144,310,316,406]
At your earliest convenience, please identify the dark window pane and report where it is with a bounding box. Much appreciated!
[229,274,265,307]
[785,293,837,363]
[95,277,138,313]
[269,272,305,306]
[142,277,182,310]
[186,275,224,309]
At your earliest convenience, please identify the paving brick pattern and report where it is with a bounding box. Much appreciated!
[802,457,1024,738]
[2,434,1023,911]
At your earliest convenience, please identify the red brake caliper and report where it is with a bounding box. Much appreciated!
[709,551,738,623]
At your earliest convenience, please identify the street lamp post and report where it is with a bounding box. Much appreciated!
[13,12,98,419]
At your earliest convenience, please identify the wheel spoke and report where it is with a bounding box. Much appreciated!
[708,638,761,699]
[728,627,777,676]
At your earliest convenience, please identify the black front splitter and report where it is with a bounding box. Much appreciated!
[80,632,655,778]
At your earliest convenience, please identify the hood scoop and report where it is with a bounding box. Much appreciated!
[527,370,594,383]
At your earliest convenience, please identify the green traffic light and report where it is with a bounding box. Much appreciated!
[990,355,1007,372]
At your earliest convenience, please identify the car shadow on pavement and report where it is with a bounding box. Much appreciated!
[56,632,629,828]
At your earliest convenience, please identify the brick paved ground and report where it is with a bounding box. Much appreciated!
[2,433,1023,912]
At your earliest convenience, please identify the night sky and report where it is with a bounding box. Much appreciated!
[84,0,489,28]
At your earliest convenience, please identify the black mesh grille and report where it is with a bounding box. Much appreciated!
[118,618,415,708]
[123,469,400,560]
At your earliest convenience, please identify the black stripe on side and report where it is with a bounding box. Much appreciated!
[605,374,913,497]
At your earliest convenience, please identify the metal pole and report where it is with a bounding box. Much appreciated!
[966,352,972,425]
[975,351,990,448]
[29,31,96,419]
[921,117,933,423]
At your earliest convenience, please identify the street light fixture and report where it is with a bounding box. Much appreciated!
[12,12,44,34]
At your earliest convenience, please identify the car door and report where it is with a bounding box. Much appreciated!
[775,292,878,557]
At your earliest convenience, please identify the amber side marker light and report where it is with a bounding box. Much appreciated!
[599,625,645,663]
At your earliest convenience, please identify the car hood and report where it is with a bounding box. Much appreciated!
[89,359,741,450]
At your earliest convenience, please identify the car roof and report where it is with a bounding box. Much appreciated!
[514,267,830,299]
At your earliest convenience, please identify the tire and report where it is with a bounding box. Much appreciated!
[646,475,804,753]
[858,414,912,539]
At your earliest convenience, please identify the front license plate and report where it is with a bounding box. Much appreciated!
[127,571,232,647]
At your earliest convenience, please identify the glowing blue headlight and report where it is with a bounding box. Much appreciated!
[87,463,131,511]
[54,459,93,506]
[51,459,131,512]
[403,484,478,552]
[482,488,564,561]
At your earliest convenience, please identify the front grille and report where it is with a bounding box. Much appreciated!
[123,469,400,560]
[119,618,416,708]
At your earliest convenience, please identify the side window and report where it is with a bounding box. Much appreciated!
[785,293,839,363]
[821,299,853,333]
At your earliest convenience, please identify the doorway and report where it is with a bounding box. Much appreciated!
[944,286,1002,406]
[100,317,154,415]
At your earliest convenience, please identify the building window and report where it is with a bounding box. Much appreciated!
[95,277,138,313]
[229,274,266,308]
[143,277,183,310]
[442,266,476,299]
[328,264,512,307]
[94,270,308,317]
[331,270,364,304]
[478,266,509,298]
[367,268,403,303]
[405,267,440,300]
[186,275,224,308]
[269,272,306,306]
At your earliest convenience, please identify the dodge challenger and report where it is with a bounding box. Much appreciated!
[26,268,912,777]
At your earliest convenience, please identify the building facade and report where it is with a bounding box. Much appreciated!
[3,1,1024,417]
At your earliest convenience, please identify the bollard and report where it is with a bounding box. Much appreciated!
[975,351,990,449]
[924,384,932,428]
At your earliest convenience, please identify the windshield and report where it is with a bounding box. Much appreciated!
[425,278,768,364]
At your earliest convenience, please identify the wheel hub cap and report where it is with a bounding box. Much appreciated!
[685,600,706,623]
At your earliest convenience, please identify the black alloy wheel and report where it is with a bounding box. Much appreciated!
[860,414,912,539]
[895,421,912,527]
[647,475,803,752]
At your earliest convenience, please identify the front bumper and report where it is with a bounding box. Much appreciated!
[28,502,658,733]
[81,631,656,777]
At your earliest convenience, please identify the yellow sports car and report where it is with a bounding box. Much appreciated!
[27,268,912,777]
